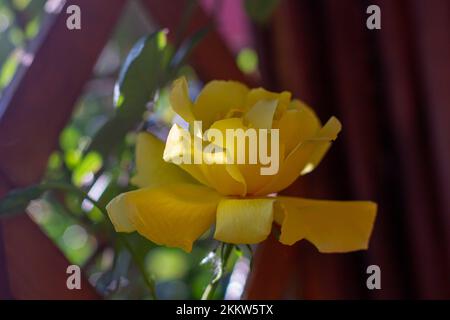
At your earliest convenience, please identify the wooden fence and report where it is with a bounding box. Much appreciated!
[1,0,449,299]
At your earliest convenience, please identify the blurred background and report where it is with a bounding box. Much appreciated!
[0,0,449,299]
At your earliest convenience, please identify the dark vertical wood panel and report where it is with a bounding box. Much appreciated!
[375,0,449,298]
[412,0,450,270]
[245,0,450,299]
[280,0,364,299]
[323,0,408,299]
[247,0,365,299]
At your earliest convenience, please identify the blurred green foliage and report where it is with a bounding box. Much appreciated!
[236,47,258,74]
[0,0,46,95]
[0,0,256,300]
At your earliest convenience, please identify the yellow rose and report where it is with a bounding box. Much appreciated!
[107,77,377,252]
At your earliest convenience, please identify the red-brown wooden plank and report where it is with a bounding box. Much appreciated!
[0,0,127,299]
[244,234,298,299]
[0,182,13,299]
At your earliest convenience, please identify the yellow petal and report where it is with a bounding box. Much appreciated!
[163,124,211,186]
[277,197,377,252]
[288,98,313,112]
[225,165,247,193]
[300,143,332,175]
[106,192,136,232]
[207,117,279,194]
[255,117,341,195]
[299,116,341,176]
[214,198,275,244]
[199,162,247,196]
[169,77,195,122]
[275,101,321,155]
[239,137,285,194]
[164,124,247,196]
[106,184,222,252]
[194,80,249,128]
[207,117,247,149]
[244,99,278,129]
[131,132,196,188]
[244,88,291,119]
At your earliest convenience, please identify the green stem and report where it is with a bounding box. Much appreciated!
[201,243,234,300]
[41,181,108,216]
[119,234,157,300]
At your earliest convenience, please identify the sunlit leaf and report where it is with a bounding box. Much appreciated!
[87,28,208,158]
[237,48,258,74]
[88,30,170,157]
[47,151,62,170]
[87,206,104,223]
[200,251,217,266]
[60,126,81,151]
[25,16,40,39]
[64,149,82,169]
[12,0,31,10]
[146,248,189,281]
[8,27,24,46]
[0,51,18,89]
[153,88,175,124]
[72,151,103,186]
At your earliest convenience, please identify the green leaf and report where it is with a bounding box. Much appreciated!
[244,0,279,24]
[64,149,82,169]
[72,151,103,186]
[236,48,258,74]
[169,26,210,73]
[0,185,44,217]
[25,16,40,39]
[8,27,25,46]
[59,126,81,151]
[12,0,31,10]
[146,248,189,281]
[87,30,171,157]
[114,30,169,107]
[87,28,209,158]
[47,151,63,170]
[0,51,18,89]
